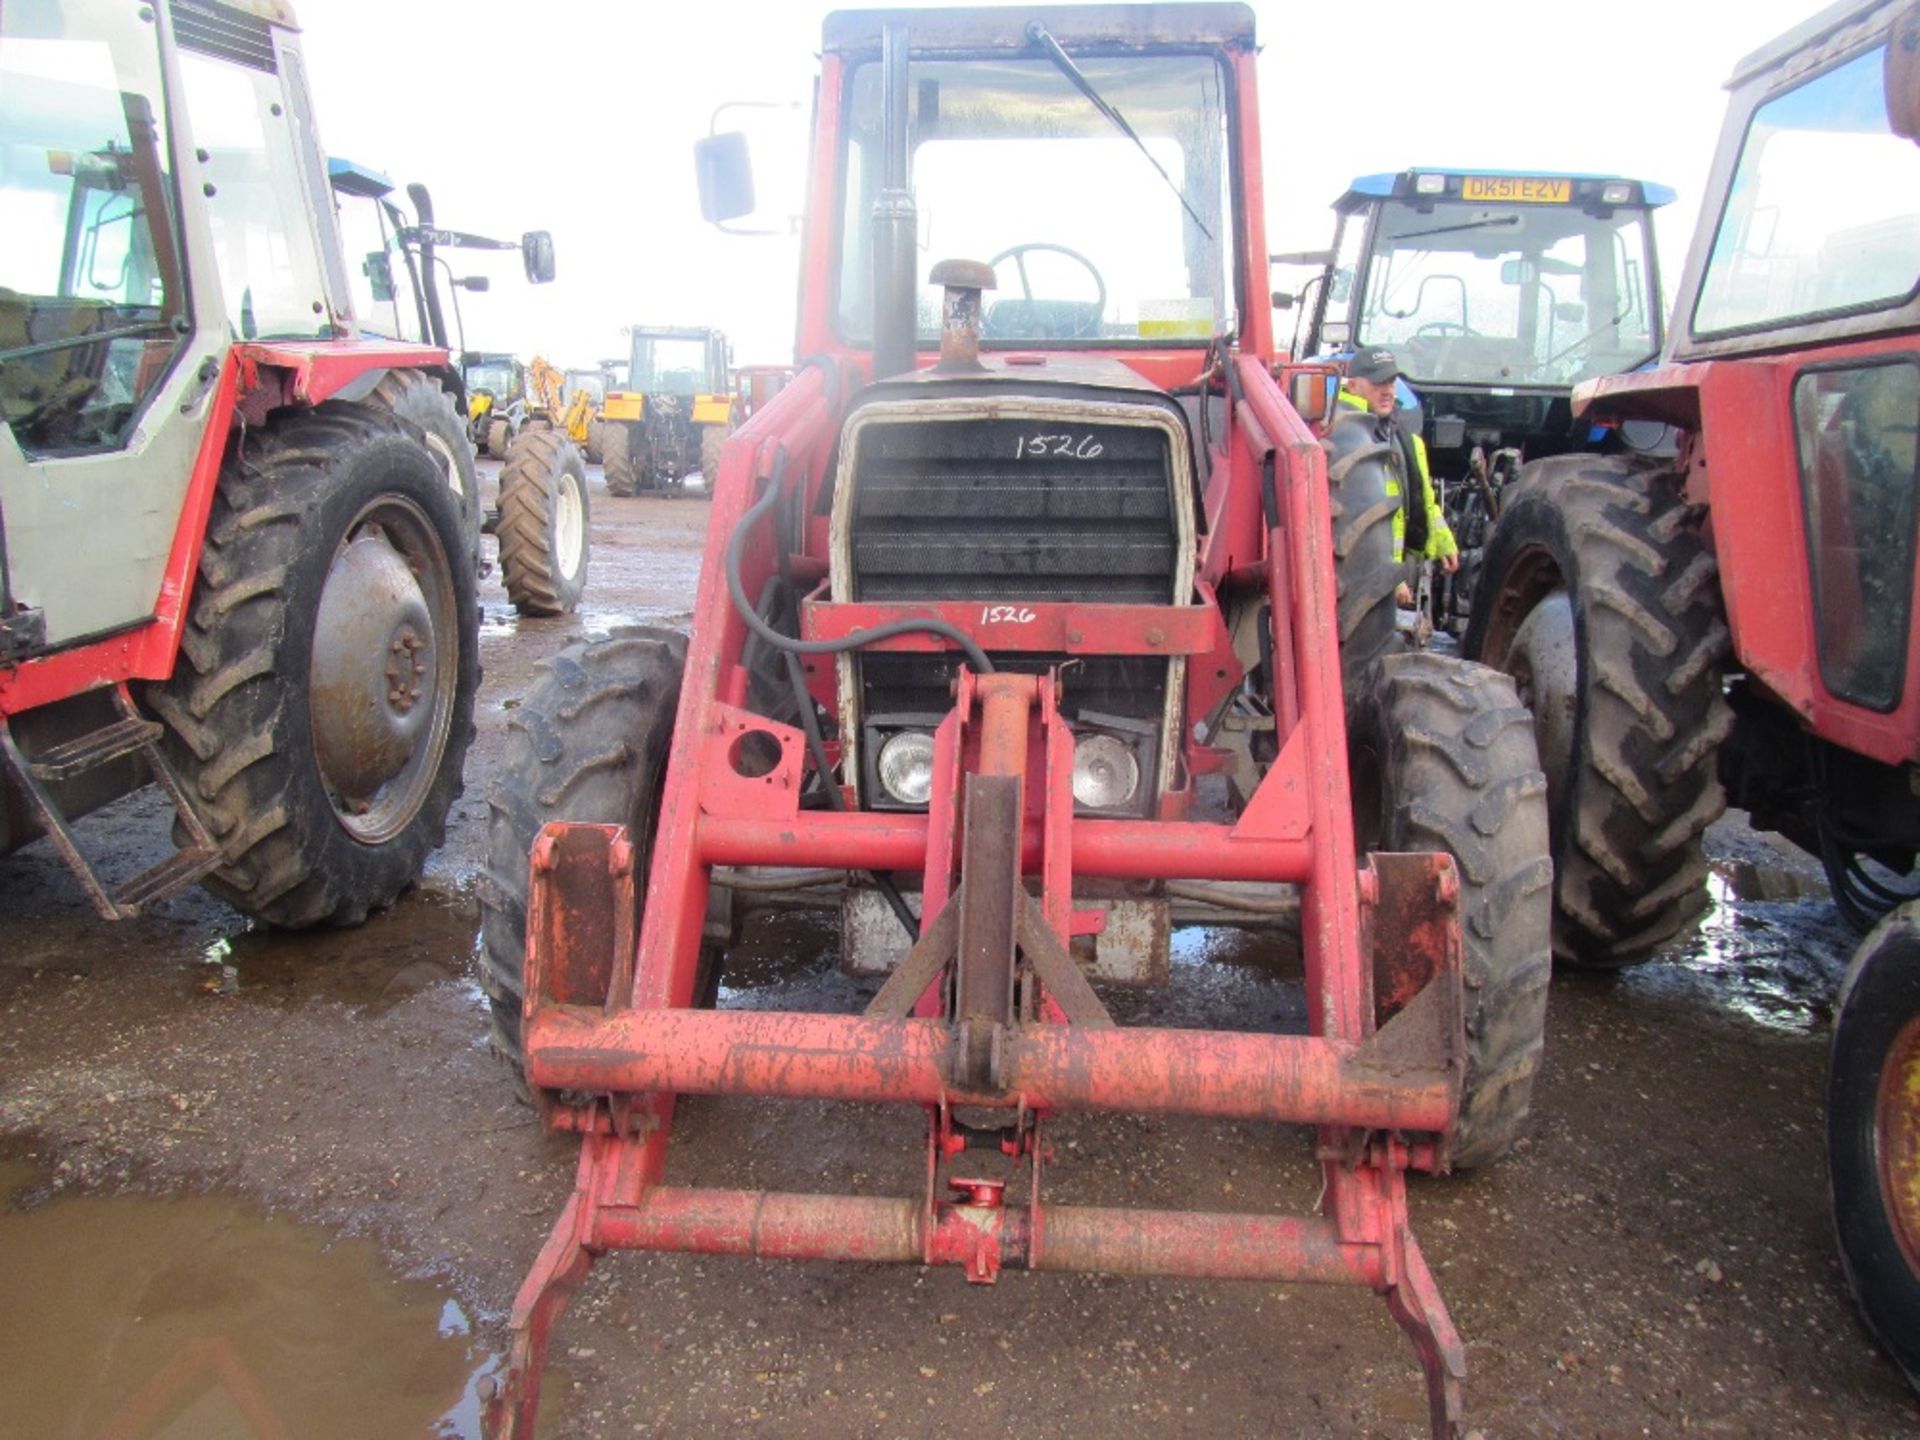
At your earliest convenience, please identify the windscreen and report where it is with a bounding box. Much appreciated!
[838,50,1235,346]
[0,0,186,454]
[1694,44,1920,337]
[630,335,709,395]
[465,360,515,396]
[1354,200,1658,388]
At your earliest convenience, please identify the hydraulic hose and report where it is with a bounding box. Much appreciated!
[724,461,994,676]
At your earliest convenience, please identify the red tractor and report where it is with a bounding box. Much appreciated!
[1463,0,1920,1387]
[482,7,1552,1436]
[0,0,527,924]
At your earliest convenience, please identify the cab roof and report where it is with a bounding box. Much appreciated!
[1335,168,1676,213]
[822,4,1254,53]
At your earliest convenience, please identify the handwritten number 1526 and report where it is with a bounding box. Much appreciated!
[1015,433,1104,460]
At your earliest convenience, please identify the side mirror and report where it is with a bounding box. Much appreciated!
[1889,3,1920,140]
[695,132,755,223]
[1271,290,1296,311]
[1287,367,1335,424]
[521,231,556,284]
[456,275,491,293]
[1499,258,1537,286]
[1328,268,1353,304]
[363,251,395,303]
[1554,301,1585,323]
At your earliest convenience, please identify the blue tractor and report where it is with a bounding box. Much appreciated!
[1279,168,1674,636]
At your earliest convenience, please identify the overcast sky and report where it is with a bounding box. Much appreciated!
[299,0,1820,367]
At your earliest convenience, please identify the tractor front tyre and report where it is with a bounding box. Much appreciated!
[144,403,479,928]
[366,368,481,563]
[486,417,513,461]
[602,421,641,497]
[699,424,727,495]
[1463,456,1732,968]
[479,628,701,1081]
[1829,902,1920,1391]
[496,429,589,616]
[1324,409,1403,710]
[1348,651,1554,1168]
[585,418,605,466]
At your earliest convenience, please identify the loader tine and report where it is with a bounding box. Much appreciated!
[1384,1228,1468,1440]
[486,1163,599,1439]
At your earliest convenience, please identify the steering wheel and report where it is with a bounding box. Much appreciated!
[1413,320,1482,339]
[986,243,1108,337]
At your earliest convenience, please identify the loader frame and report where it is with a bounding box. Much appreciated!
[490,9,1479,1435]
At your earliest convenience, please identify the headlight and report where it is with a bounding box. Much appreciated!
[877,730,937,806]
[1072,733,1140,811]
[1599,181,1635,205]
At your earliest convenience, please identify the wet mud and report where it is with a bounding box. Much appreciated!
[0,1159,492,1440]
[1,472,1916,1438]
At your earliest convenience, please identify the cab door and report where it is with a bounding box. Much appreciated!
[0,0,229,660]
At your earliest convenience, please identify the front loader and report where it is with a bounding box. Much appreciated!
[481,7,1553,1436]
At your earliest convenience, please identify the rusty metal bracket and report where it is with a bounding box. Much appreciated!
[523,821,636,1126]
[1014,893,1113,1029]
[864,898,959,1020]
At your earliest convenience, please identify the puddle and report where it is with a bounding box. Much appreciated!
[0,1159,493,1439]
[1621,868,1854,1035]
[1103,925,1307,1033]
[197,892,477,1016]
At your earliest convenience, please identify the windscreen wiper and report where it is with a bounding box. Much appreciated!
[1026,21,1213,240]
[1396,216,1521,242]
[0,317,184,365]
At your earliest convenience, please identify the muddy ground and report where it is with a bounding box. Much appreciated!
[1,470,1916,1439]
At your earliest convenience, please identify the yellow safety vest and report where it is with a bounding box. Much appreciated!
[1335,388,1458,564]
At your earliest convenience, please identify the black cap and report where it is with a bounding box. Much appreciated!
[1348,346,1399,383]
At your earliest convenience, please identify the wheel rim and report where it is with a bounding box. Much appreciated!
[1878,1013,1920,1277]
[1499,589,1577,803]
[555,470,585,582]
[308,494,460,844]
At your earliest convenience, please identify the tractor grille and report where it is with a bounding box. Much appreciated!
[849,418,1177,603]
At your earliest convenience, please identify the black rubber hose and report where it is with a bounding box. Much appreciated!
[782,648,919,937]
[724,462,995,675]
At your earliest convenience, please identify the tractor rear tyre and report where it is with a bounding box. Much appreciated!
[1348,651,1553,1168]
[699,423,727,494]
[1829,902,1920,1392]
[1463,456,1732,968]
[496,429,589,616]
[602,421,641,497]
[144,403,478,928]
[486,417,513,460]
[585,418,605,466]
[479,627,704,1081]
[1324,408,1403,710]
[366,368,481,562]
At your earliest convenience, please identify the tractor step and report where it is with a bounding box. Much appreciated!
[112,843,223,914]
[24,714,164,782]
[0,686,223,920]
